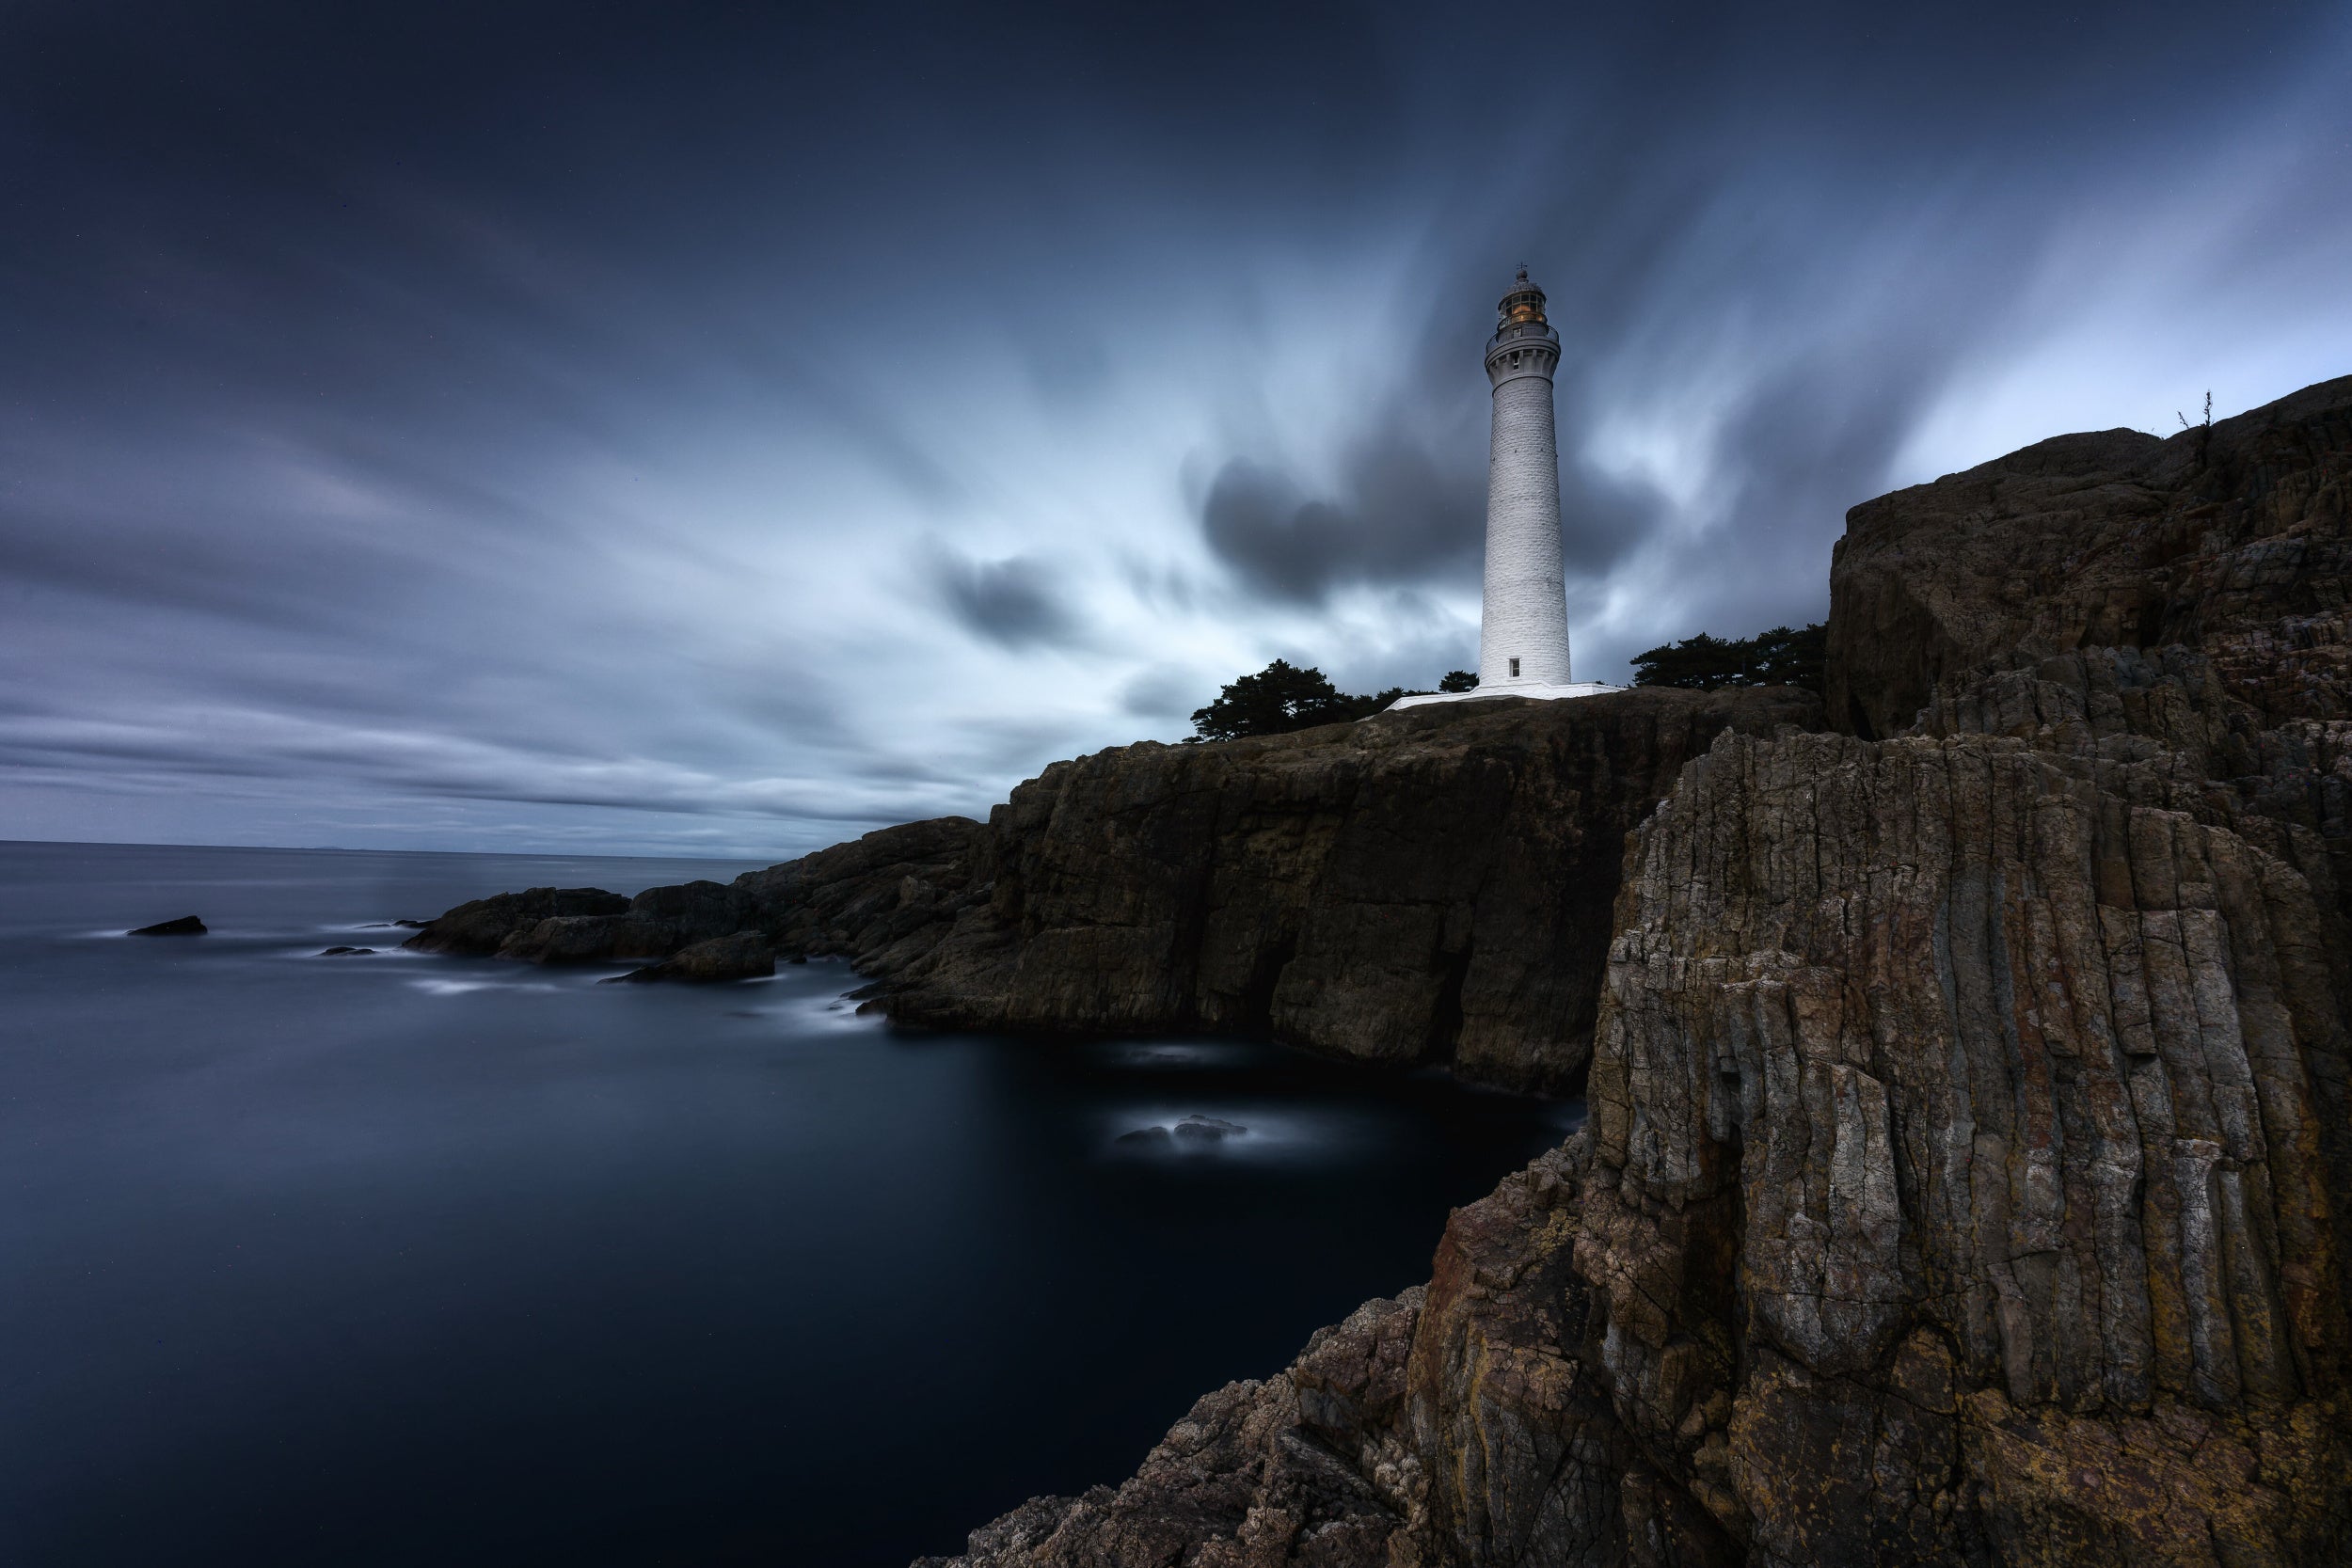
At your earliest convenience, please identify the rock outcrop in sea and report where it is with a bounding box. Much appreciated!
[408,373,2352,1564]
[128,915,206,936]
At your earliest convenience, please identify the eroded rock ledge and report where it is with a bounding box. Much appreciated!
[405,685,1816,1092]
[918,375,2352,1565]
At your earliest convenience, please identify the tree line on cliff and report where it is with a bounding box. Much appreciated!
[1188,623,1825,741]
[1629,621,1825,692]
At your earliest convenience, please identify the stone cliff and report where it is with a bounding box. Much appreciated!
[1826,375,2352,746]
[881,688,1816,1091]
[914,373,2352,1565]
[406,686,1816,1093]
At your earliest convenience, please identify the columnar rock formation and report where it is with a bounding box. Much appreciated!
[913,374,2352,1565]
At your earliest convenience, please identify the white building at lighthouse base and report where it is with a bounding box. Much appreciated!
[1386,680,1624,713]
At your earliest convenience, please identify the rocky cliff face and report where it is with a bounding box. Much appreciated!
[920,375,2352,1566]
[1826,376,2352,744]
[883,688,1816,1091]
[406,687,1816,1092]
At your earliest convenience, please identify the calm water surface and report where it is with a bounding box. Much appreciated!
[0,841,1579,1566]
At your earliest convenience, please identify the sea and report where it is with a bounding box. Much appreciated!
[0,840,1581,1566]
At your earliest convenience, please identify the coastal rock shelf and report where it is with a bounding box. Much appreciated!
[405,687,1817,1093]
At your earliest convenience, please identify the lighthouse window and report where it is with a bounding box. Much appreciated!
[1509,657,1520,677]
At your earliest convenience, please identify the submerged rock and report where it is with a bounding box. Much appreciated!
[316,946,374,957]
[1115,1117,1249,1149]
[128,915,205,936]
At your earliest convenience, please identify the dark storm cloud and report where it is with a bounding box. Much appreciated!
[0,0,2344,851]
[1200,436,1477,604]
[1200,463,1355,603]
[927,546,1088,650]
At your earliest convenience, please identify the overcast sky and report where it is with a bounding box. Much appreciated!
[4,1,2348,857]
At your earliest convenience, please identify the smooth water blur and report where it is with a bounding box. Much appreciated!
[0,841,1581,1566]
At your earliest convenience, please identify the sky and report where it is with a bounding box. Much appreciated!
[3,1,2348,859]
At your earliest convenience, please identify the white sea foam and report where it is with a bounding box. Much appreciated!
[1103,1106,1352,1162]
[407,976,559,996]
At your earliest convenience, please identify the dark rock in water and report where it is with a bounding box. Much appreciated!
[611,931,775,984]
[128,915,205,936]
[525,880,764,966]
[500,912,682,964]
[316,946,375,957]
[400,887,630,957]
[1116,1117,1246,1149]
[403,817,987,974]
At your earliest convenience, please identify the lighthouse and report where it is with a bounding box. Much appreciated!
[1391,268,1621,712]
[1478,267,1573,688]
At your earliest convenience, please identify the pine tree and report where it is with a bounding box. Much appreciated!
[1629,623,1825,692]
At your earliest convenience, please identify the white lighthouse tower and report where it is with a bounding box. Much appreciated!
[1391,268,1620,712]
[1478,267,1573,689]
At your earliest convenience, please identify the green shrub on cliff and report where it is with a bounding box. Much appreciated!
[1630,622,1824,692]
